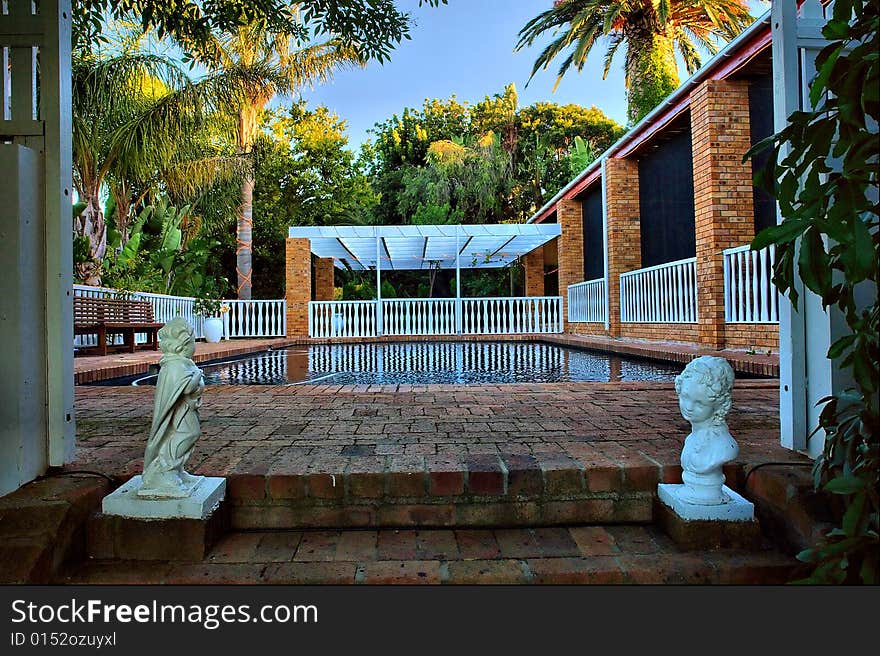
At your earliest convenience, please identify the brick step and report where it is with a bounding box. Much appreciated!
[62,525,800,584]
[223,456,681,529]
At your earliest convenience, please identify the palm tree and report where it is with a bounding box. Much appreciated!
[204,24,361,299]
[516,0,754,124]
[72,52,246,284]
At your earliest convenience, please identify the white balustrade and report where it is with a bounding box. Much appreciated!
[723,244,779,323]
[382,298,457,336]
[460,296,563,335]
[309,301,378,338]
[73,284,288,346]
[620,257,698,323]
[223,299,287,338]
[309,296,563,338]
[567,278,606,323]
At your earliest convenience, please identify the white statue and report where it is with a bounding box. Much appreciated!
[674,356,738,505]
[138,317,205,498]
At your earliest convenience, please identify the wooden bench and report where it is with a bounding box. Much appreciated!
[74,297,163,356]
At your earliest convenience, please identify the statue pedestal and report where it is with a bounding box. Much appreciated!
[656,483,761,550]
[103,475,226,520]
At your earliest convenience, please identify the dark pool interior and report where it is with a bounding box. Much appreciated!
[91,341,709,386]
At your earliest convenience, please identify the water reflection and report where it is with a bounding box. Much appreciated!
[136,342,682,385]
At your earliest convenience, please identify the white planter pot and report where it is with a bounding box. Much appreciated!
[203,317,224,343]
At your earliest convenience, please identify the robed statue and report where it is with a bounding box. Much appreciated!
[138,317,205,498]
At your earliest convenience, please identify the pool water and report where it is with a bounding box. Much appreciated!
[127,341,685,386]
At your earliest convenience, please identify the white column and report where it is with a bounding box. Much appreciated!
[455,224,462,334]
[376,235,383,336]
[0,0,75,496]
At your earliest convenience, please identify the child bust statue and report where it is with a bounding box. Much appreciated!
[138,317,205,498]
[674,356,738,505]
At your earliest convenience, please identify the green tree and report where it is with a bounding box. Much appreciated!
[74,1,448,61]
[71,51,244,285]
[201,21,369,299]
[223,103,377,298]
[365,88,623,224]
[515,0,753,124]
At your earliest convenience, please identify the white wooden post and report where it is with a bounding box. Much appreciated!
[773,0,851,456]
[375,236,383,336]
[455,224,462,335]
[0,0,75,495]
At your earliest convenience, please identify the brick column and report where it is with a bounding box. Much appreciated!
[604,157,641,337]
[691,79,756,349]
[523,247,544,296]
[557,199,584,330]
[314,257,335,301]
[285,238,311,338]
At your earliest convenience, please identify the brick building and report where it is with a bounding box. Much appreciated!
[522,14,780,353]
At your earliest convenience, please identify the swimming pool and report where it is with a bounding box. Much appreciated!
[125,341,686,386]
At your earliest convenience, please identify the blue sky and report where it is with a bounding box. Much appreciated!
[298,0,770,150]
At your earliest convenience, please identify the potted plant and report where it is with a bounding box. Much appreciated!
[194,297,228,343]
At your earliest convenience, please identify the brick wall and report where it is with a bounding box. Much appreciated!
[725,324,778,351]
[620,323,701,343]
[691,79,756,349]
[523,247,545,296]
[569,322,607,337]
[557,199,584,329]
[314,257,335,302]
[285,238,311,338]
[605,158,642,337]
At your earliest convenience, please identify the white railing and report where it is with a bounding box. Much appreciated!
[723,244,779,323]
[224,299,287,338]
[568,278,606,323]
[461,296,563,334]
[382,298,457,336]
[309,301,378,338]
[620,257,698,323]
[309,296,564,337]
[73,285,287,346]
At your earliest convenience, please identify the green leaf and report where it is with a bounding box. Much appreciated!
[823,475,866,494]
[752,219,807,251]
[797,228,832,296]
[841,490,867,536]
[117,233,142,268]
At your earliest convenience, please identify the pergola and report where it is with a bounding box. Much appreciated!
[288,223,562,337]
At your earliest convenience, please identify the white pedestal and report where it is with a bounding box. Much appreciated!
[658,483,754,521]
[103,475,226,520]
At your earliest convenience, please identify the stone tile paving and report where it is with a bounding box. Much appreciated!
[57,525,800,584]
[71,380,797,481]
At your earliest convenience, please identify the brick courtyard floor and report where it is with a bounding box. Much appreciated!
[72,380,792,477]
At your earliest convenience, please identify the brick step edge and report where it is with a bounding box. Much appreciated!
[230,494,653,529]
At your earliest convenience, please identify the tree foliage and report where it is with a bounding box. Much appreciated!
[515,0,753,124]
[747,0,878,584]
[220,103,377,298]
[74,0,448,62]
[365,84,624,225]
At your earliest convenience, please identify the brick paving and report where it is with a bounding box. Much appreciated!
[73,379,791,477]
[57,525,800,584]
[70,379,806,528]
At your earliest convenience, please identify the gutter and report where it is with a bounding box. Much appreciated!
[527,10,772,224]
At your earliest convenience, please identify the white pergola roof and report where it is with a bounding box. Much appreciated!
[287,224,561,271]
